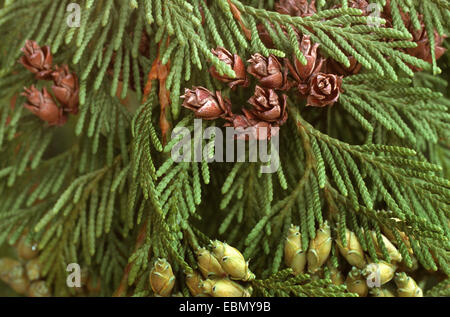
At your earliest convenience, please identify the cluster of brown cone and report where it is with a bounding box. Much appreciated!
[184,0,447,140]
[182,38,343,139]
[19,40,79,126]
[183,46,290,141]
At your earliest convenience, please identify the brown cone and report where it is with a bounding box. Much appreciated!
[257,24,275,49]
[224,113,275,140]
[403,16,446,68]
[325,56,362,76]
[331,0,369,14]
[247,54,290,90]
[382,1,446,70]
[349,0,370,14]
[209,47,249,88]
[275,0,316,17]
[181,87,232,120]
[51,65,79,115]
[407,33,446,66]
[286,35,325,94]
[326,1,367,76]
[306,73,343,107]
[19,40,53,80]
[21,86,67,126]
[247,86,288,126]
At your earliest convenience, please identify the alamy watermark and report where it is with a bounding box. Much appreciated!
[366,266,381,288]
[66,3,81,28]
[66,263,82,288]
[64,2,384,28]
[171,119,280,174]
[367,3,383,28]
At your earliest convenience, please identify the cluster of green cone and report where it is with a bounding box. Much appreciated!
[0,235,49,297]
[149,240,254,297]
[284,223,423,297]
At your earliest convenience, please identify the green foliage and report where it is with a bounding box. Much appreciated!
[252,269,356,297]
[0,0,448,297]
[425,277,450,297]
